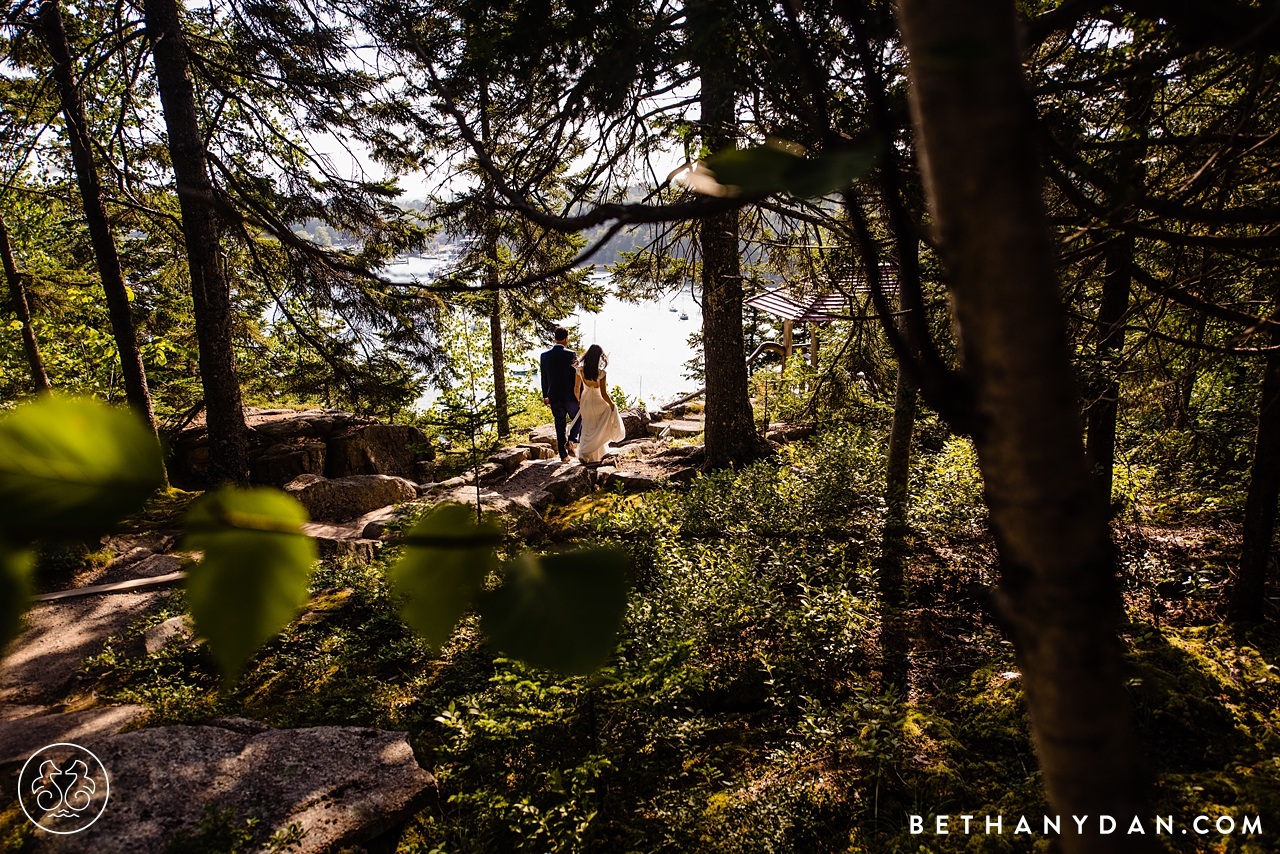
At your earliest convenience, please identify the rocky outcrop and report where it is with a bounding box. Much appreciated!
[31,724,437,854]
[143,615,196,654]
[171,409,434,490]
[284,474,418,523]
[325,424,430,479]
[0,705,147,765]
[251,441,326,485]
[620,407,650,439]
[489,446,531,471]
[766,421,815,443]
[542,464,594,504]
[433,487,550,541]
[527,424,558,449]
[594,468,661,493]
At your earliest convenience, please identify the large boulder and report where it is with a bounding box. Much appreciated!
[518,442,557,460]
[489,446,531,471]
[250,441,326,486]
[284,474,417,523]
[434,488,549,541]
[527,424,558,448]
[542,464,594,504]
[169,409,379,490]
[326,424,433,480]
[620,407,650,440]
[31,724,436,854]
[0,706,147,765]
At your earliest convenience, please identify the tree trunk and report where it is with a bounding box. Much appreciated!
[0,215,51,393]
[489,305,510,437]
[879,358,916,689]
[1173,310,1206,430]
[40,0,156,429]
[1228,332,1280,622]
[879,230,922,690]
[896,1,1151,850]
[691,0,768,470]
[1086,79,1149,501]
[143,0,248,486]
[1085,239,1131,506]
[477,80,509,437]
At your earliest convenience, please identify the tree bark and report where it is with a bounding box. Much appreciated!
[691,0,769,470]
[477,80,509,437]
[879,231,922,690]
[0,215,51,394]
[1085,79,1148,503]
[143,0,248,486]
[39,0,156,428]
[1228,331,1280,622]
[1085,239,1131,505]
[896,1,1151,849]
[489,305,510,437]
[879,356,916,688]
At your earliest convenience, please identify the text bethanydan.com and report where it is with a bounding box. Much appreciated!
[909,814,1262,837]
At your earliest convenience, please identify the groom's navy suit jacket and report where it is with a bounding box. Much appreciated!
[540,343,580,457]
[540,344,577,403]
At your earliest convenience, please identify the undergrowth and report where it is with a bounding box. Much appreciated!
[57,424,1279,853]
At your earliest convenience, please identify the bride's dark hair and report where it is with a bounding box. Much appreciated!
[582,344,607,381]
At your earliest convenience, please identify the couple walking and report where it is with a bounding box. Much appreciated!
[540,327,626,463]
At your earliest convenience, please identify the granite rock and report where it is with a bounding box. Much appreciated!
[284,474,418,523]
[31,725,437,854]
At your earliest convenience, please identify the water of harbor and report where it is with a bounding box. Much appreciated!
[383,256,703,408]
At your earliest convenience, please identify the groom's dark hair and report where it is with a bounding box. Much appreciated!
[554,327,569,342]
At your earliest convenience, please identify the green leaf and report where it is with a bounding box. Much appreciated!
[0,397,164,542]
[389,503,501,650]
[480,548,630,675]
[184,488,318,681]
[703,140,877,199]
[0,542,34,653]
[704,144,805,192]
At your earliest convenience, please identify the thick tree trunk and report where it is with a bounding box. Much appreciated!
[1085,240,1131,505]
[897,1,1151,850]
[0,216,51,393]
[40,0,156,428]
[144,0,248,486]
[1228,334,1280,622]
[691,0,768,470]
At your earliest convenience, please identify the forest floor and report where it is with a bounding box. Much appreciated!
[1,425,1277,853]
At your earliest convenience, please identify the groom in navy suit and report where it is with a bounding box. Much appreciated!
[540,327,581,461]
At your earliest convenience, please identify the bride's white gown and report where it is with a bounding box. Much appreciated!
[575,369,625,462]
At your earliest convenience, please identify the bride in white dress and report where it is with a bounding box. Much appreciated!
[573,344,626,463]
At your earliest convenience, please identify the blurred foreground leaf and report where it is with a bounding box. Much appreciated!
[184,488,317,681]
[0,543,33,652]
[0,397,164,541]
[701,139,876,199]
[390,503,501,650]
[480,548,630,675]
